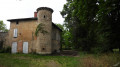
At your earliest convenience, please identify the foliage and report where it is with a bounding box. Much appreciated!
[56,24,73,49]
[61,0,99,51]
[0,21,8,32]
[55,24,64,31]
[0,41,3,50]
[98,0,120,51]
[61,0,120,53]
[35,23,48,36]
[0,46,11,53]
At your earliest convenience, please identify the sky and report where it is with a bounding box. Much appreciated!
[0,0,66,29]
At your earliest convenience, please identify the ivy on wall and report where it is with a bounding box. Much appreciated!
[35,23,48,36]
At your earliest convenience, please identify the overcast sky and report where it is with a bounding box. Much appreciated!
[0,0,66,29]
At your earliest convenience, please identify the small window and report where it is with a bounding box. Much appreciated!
[42,48,45,50]
[19,33,21,35]
[44,15,46,18]
[16,21,19,25]
[13,28,17,38]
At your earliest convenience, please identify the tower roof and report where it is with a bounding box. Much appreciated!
[37,7,54,13]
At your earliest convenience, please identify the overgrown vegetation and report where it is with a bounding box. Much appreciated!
[0,52,120,67]
[61,0,120,53]
[0,41,3,49]
[35,23,48,36]
[0,46,11,53]
[56,24,73,50]
[79,52,120,67]
[0,20,8,32]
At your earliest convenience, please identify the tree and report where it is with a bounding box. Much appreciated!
[56,24,73,49]
[61,0,99,51]
[96,0,120,51]
[61,0,120,52]
[0,21,8,32]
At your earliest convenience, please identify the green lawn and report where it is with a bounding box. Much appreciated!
[0,52,120,67]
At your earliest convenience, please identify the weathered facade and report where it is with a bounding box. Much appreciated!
[7,7,62,54]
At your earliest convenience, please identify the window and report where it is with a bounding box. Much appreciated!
[13,28,17,37]
[44,15,45,18]
[16,21,19,25]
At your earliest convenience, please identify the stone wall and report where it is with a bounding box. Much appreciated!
[7,7,62,54]
[8,20,38,53]
[36,9,52,54]
[52,26,61,53]
[8,19,61,54]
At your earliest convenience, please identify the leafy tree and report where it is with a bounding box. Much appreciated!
[61,0,99,51]
[96,0,120,51]
[61,0,120,52]
[0,21,8,32]
[109,0,120,50]
[56,24,73,49]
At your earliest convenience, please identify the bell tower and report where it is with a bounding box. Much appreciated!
[36,7,53,54]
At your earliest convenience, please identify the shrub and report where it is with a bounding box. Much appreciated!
[91,47,108,54]
[0,46,11,53]
[0,41,3,49]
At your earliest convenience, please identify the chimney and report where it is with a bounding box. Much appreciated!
[34,12,37,18]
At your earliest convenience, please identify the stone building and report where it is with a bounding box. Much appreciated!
[7,7,62,54]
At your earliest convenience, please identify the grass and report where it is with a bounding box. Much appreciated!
[0,52,120,67]
[0,53,78,67]
[79,52,120,67]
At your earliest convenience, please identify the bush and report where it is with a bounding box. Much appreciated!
[91,47,108,54]
[0,41,3,49]
[0,46,11,53]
